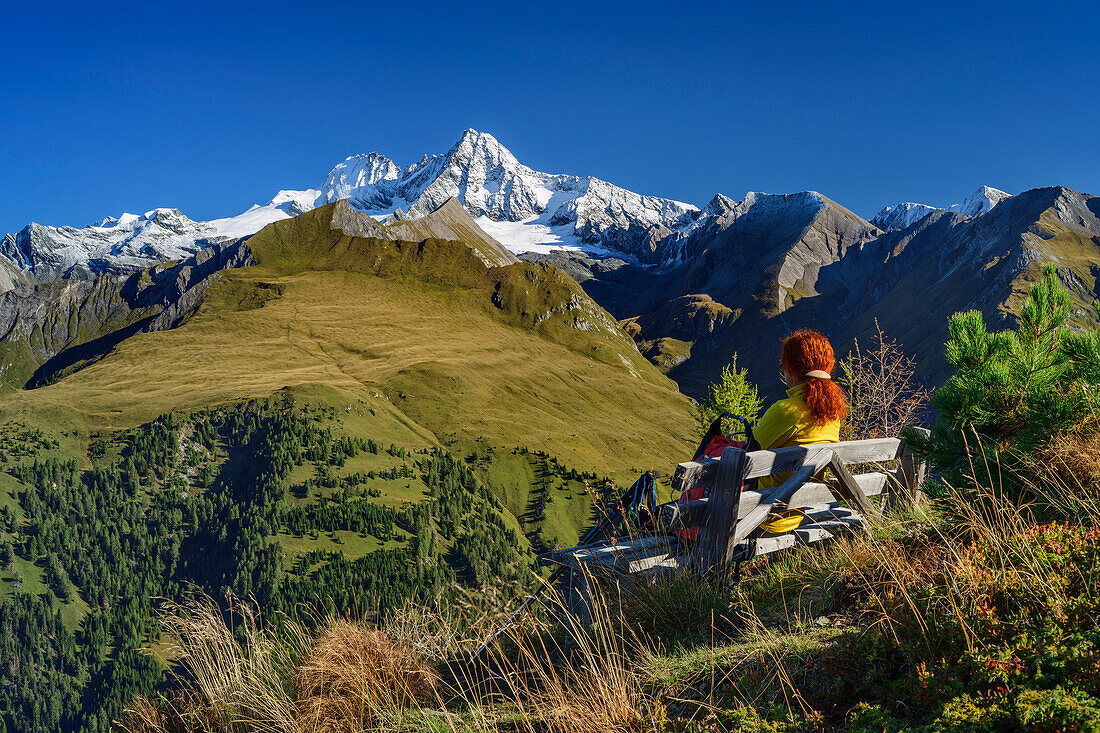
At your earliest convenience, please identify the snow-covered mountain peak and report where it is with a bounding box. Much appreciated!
[873,186,1014,231]
[871,202,939,231]
[949,185,1012,216]
[703,194,737,218]
[319,152,402,205]
[300,128,702,262]
[90,208,191,230]
[446,129,523,172]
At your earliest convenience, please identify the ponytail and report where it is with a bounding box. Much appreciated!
[781,330,847,424]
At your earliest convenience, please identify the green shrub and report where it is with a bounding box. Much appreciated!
[846,702,910,733]
[933,693,1012,732]
[862,521,1100,730]
[907,264,1100,490]
[692,353,762,439]
[1014,686,1100,732]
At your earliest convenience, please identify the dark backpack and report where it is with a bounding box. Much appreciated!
[674,413,758,540]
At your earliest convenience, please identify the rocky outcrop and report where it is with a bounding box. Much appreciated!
[0,238,254,387]
[572,186,1100,400]
[330,198,517,268]
[381,199,518,268]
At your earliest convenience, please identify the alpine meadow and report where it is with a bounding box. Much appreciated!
[3,10,1100,729]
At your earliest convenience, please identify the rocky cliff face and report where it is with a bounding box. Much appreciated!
[553,186,1100,400]
[0,238,254,388]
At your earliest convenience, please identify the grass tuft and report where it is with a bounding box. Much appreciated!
[294,620,440,732]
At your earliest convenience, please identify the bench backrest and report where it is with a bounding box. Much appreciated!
[673,430,929,576]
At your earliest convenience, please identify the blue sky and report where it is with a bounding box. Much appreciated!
[2,0,1096,234]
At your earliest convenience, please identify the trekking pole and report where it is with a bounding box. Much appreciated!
[464,474,652,667]
[463,564,569,667]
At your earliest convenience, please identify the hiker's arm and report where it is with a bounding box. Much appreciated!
[753,401,799,450]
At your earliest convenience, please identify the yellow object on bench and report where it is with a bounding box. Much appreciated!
[759,508,806,534]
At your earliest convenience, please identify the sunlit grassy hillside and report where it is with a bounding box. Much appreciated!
[0,203,694,481]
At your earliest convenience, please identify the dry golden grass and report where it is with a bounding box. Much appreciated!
[1034,421,1100,494]
[382,582,537,665]
[119,690,236,733]
[293,621,440,733]
[155,595,308,732]
[117,694,173,733]
[121,595,445,733]
[491,576,660,733]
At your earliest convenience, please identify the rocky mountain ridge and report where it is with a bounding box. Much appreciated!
[576,184,1100,400]
[871,185,1012,230]
[0,131,1020,295]
[0,131,703,291]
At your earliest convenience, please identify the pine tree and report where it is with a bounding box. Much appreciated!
[692,354,763,438]
[908,264,1100,488]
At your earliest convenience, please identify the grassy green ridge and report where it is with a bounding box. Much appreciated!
[0,201,696,730]
[0,202,693,482]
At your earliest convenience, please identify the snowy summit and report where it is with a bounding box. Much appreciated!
[871,186,1013,231]
[0,133,1019,294]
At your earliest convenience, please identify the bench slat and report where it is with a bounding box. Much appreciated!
[752,501,865,554]
[549,534,680,571]
[675,437,903,489]
[659,469,898,532]
[729,450,836,548]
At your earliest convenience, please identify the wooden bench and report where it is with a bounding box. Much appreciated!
[545,430,929,617]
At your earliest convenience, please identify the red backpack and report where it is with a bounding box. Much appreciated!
[673,414,756,541]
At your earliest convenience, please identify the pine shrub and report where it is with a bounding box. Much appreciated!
[692,353,763,439]
[907,264,1100,490]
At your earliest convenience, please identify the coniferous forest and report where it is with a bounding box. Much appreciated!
[0,397,563,732]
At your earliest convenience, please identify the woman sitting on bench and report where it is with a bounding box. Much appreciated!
[754,329,848,491]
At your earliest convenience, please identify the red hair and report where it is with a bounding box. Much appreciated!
[781,330,847,424]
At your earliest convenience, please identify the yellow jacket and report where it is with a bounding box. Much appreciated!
[754,383,841,490]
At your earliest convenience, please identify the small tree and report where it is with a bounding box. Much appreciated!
[907,264,1100,488]
[693,354,763,439]
[838,322,931,440]
[43,553,73,602]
